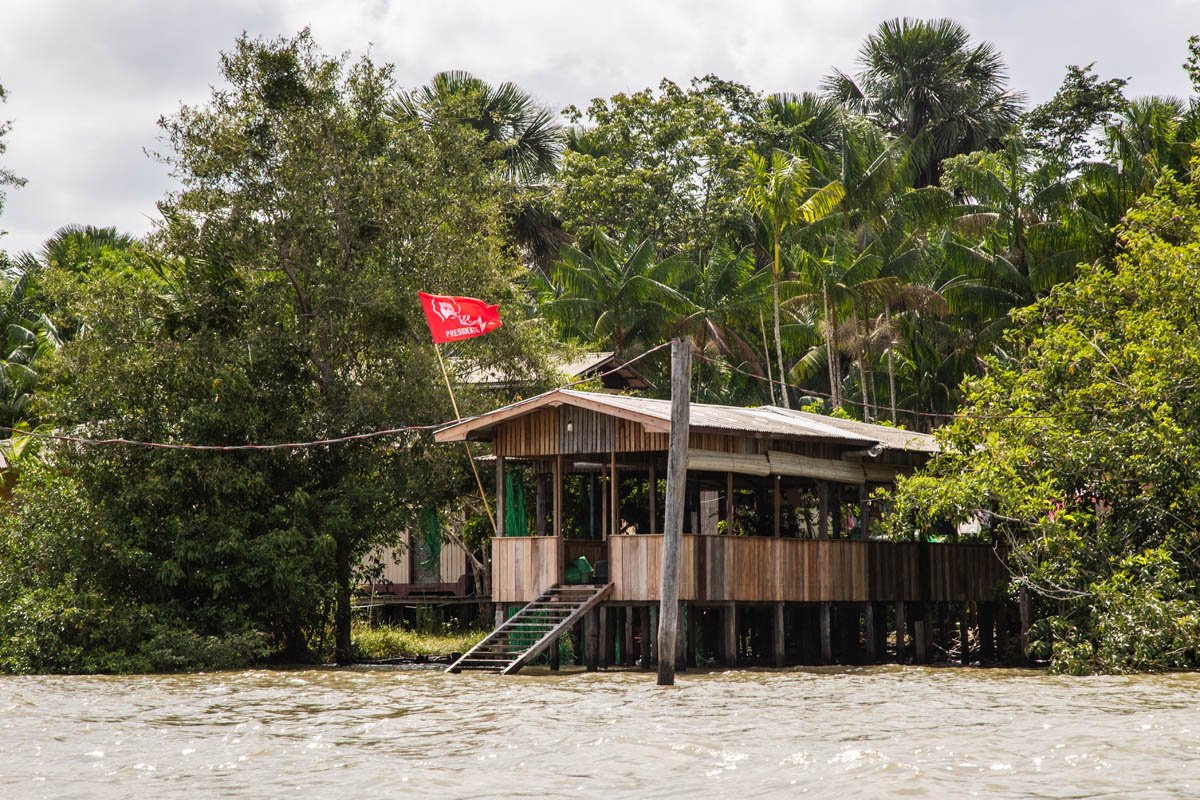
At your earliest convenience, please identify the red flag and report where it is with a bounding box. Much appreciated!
[418,292,502,343]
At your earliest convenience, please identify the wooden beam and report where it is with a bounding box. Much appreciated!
[535,473,546,535]
[725,472,734,535]
[864,603,878,662]
[553,454,563,538]
[817,481,830,540]
[687,449,770,476]
[895,601,906,661]
[495,456,506,537]
[657,338,691,686]
[723,604,738,666]
[649,462,658,534]
[773,475,781,537]
[610,451,618,539]
[584,608,599,672]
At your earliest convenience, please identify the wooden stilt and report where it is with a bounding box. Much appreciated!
[895,601,907,661]
[914,619,927,663]
[864,603,878,662]
[639,606,651,670]
[979,602,995,662]
[675,603,687,670]
[773,603,786,667]
[960,605,972,665]
[549,636,560,671]
[820,603,832,664]
[584,608,599,672]
[495,605,506,628]
[624,607,635,666]
[723,604,738,666]
[657,337,690,685]
[599,606,610,669]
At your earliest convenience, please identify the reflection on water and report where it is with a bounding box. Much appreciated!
[2,665,1199,799]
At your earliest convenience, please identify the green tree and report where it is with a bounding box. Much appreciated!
[553,76,765,258]
[884,168,1200,672]
[27,30,547,668]
[825,18,1024,188]
[742,149,843,408]
[537,229,688,355]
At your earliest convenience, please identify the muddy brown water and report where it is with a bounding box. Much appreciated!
[2,665,1198,799]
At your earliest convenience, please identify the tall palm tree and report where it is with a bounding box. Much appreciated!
[743,150,844,407]
[824,18,1025,188]
[536,229,689,356]
[398,71,567,269]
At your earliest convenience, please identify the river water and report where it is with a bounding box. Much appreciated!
[2,665,1198,799]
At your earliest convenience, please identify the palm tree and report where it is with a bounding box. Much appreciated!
[743,150,844,407]
[0,255,58,449]
[824,18,1025,188]
[537,230,689,356]
[398,71,567,269]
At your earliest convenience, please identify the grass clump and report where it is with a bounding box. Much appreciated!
[351,622,487,661]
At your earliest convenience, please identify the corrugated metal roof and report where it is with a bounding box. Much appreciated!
[758,406,939,453]
[435,389,935,453]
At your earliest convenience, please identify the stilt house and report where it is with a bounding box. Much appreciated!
[438,389,1008,673]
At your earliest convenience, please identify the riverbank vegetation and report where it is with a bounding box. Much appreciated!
[0,22,1198,673]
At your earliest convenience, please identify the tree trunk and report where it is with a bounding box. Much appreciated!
[854,307,870,421]
[886,304,897,424]
[334,537,353,665]
[823,285,840,409]
[759,309,777,406]
[773,236,790,409]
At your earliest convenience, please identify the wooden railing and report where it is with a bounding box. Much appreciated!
[608,535,1006,603]
[492,536,562,603]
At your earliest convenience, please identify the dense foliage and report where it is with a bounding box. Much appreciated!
[0,21,1198,672]
[886,170,1200,673]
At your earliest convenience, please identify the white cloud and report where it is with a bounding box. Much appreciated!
[0,0,1195,254]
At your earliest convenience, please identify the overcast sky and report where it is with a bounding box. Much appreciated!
[1,0,1197,256]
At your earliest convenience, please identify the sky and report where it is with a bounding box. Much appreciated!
[1,0,1197,256]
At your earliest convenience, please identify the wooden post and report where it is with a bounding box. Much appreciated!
[675,603,688,670]
[495,605,506,629]
[895,601,907,661]
[959,605,971,665]
[599,606,610,669]
[773,476,782,537]
[1018,586,1032,662]
[649,462,658,534]
[584,608,599,672]
[610,451,618,538]
[817,482,830,539]
[657,338,691,686]
[773,603,786,667]
[725,472,734,534]
[914,619,927,663]
[858,482,870,537]
[553,454,563,538]
[820,603,833,664]
[864,603,878,662]
[639,606,651,670]
[979,602,995,662]
[549,636,560,671]
[536,473,547,535]
[496,456,506,537]
[723,604,738,666]
[628,609,638,666]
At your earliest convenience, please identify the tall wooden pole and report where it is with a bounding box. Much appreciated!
[434,343,496,534]
[657,338,691,686]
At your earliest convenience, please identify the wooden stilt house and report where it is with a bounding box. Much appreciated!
[438,389,1008,673]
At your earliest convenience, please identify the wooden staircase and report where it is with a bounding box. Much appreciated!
[446,583,613,674]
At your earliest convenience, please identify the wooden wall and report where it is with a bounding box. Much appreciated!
[607,535,1005,603]
[360,530,469,594]
[492,536,562,603]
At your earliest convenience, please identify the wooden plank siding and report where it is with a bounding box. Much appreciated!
[604,535,1005,603]
[360,530,469,592]
[492,536,562,603]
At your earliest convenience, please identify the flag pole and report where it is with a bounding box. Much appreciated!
[434,342,498,535]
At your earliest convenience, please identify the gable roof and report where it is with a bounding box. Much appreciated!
[434,389,937,453]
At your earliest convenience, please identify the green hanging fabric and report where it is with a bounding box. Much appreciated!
[418,505,442,573]
[505,472,529,537]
